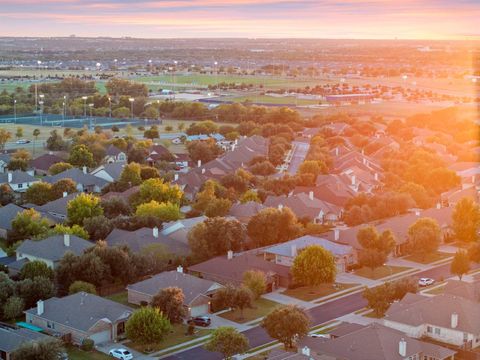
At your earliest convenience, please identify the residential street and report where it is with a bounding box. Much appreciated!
[163,261,476,360]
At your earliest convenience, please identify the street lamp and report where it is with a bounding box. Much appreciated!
[82,96,88,118]
[88,103,94,129]
[214,61,218,91]
[39,100,44,125]
[129,98,134,120]
[108,96,112,118]
[13,99,16,124]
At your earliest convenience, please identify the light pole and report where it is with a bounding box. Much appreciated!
[173,60,178,99]
[214,61,218,91]
[129,98,134,120]
[108,96,112,118]
[88,103,94,129]
[39,100,44,126]
[13,99,16,123]
[82,96,88,119]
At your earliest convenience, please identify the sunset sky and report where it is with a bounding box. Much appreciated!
[1,0,479,39]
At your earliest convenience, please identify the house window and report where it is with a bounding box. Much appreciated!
[434,328,440,335]
[463,333,469,341]
[427,326,432,333]
[18,183,23,188]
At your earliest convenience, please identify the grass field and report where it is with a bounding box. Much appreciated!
[282,283,358,302]
[67,346,110,360]
[219,298,279,324]
[124,323,211,353]
[229,94,320,106]
[354,265,412,280]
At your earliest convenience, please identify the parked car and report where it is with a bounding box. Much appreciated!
[308,333,329,338]
[109,348,133,360]
[16,139,30,144]
[418,278,435,287]
[188,316,211,327]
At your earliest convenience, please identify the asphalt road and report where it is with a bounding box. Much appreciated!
[165,261,475,360]
[286,141,310,175]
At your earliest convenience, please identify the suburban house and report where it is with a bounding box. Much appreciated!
[104,144,127,163]
[105,227,190,256]
[30,153,64,176]
[32,192,77,222]
[0,323,50,360]
[25,292,133,345]
[101,186,139,201]
[443,280,480,302]
[441,184,479,207]
[127,268,223,317]
[262,235,356,272]
[0,170,38,193]
[297,323,455,360]
[15,234,93,269]
[323,206,454,257]
[161,216,207,245]
[229,201,265,223]
[43,167,108,193]
[0,153,11,173]
[0,203,23,238]
[264,192,342,224]
[146,144,174,164]
[384,293,480,349]
[90,162,125,183]
[189,251,291,291]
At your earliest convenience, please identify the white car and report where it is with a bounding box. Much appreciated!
[418,278,435,287]
[309,333,329,339]
[16,139,30,144]
[109,348,133,360]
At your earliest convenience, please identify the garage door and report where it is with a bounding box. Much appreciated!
[89,330,111,345]
[190,304,209,317]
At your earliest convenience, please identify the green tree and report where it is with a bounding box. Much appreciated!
[247,207,302,247]
[125,307,172,347]
[101,196,132,218]
[144,127,159,140]
[10,208,50,242]
[358,249,387,274]
[17,276,55,309]
[48,162,73,175]
[83,215,113,241]
[119,162,143,188]
[24,182,53,205]
[363,282,393,317]
[68,144,95,167]
[8,158,28,171]
[357,226,396,255]
[0,129,12,150]
[135,200,182,222]
[135,178,184,206]
[15,126,23,140]
[298,160,326,178]
[205,197,232,217]
[12,338,65,360]
[291,245,337,286]
[20,260,54,280]
[204,326,249,360]
[451,250,470,280]
[243,270,267,300]
[239,190,261,204]
[67,193,103,226]
[452,197,480,243]
[468,242,480,263]
[233,286,253,320]
[261,305,309,349]
[151,287,187,324]
[188,217,246,261]
[408,217,441,260]
[69,280,97,295]
[51,178,77,199]
[49,224,89,240]
[46,130,67,151]
[3,296,25,320]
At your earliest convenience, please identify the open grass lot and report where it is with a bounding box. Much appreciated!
[403,251,452,265]
[228,94,320,106]
[124,323,211,353]
[219,298,279,324]
[105,291,132,307]
[67,346,110,360]
[282,283,358,302]
[354,265,412,280]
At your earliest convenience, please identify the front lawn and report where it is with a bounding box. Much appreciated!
[354,265,411,280]
[105,291,135,307]
[403,251,452,264]
[124,323,211,353]
[282,283,358,302]
[219,298,279,324]
[67,346,110,360]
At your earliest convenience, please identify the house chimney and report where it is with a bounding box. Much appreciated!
[227,250,233,260]
[309,191,314,201]
[174,173,179,181]
[436,202,441,209]
[234,139,238,145]
[362,158,366,165]
[399,338,407,357]
[7,172,12,183]
[415,210,420,216]
[37,300,44,316]
[48,151,53,155]
[197,159,202,167]
[278,204,284,210]
[334,228,340,241]
[177,265,183,273]
[351,175,356,186]
[201,168,206,174]
[63,191,68,198]
[335,147,339,156]
[63,234,70,247]
[291,244,297,257]
[472,175,476,184]
[153,227,159,238]
[82,166,87,174]
[451,312,458,329]
[374,173,379,181]
[232,144,236,151]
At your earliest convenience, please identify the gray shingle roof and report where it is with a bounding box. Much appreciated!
[92,162,125,182]
[0,325,49,352]
[25,292,133,333]
[127,271,222,304]
[0,203,24,230]
[16,234,93,262]
[0,170,37,184]
[35,192,78,217]
[265,235,353,258]
[43,168,108,188]
[30,153,64,171]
